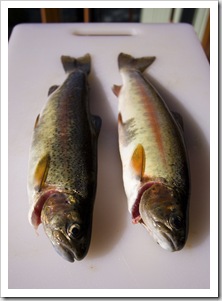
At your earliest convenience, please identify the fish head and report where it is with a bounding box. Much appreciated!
[139,183,187,252]
[41,192,92,262]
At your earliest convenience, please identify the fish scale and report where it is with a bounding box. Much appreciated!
[29,73,93,197]
[28,54,101,262]
[113,53,190,252]
[119,64,188,197]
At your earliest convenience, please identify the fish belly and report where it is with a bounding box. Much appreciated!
[28,72,96,209]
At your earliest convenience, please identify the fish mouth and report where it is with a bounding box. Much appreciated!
[54,240,76,262]
[139,217,177,251]
[155,222,180,252]
[52,230,86,262]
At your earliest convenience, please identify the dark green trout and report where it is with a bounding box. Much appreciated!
[28,54,101,262]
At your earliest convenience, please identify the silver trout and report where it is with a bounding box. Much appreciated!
[113,53,190,251]
[28,54,101,262]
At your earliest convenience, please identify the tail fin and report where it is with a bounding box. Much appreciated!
[118,53,156,73]
[61,54,91,74]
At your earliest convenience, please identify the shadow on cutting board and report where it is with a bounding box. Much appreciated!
[87,73,128,259]
[146,73,210,251]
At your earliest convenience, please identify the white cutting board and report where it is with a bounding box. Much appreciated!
[8,23,210,295]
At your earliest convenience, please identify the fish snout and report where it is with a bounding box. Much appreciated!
[139,183,187,251]
[156,222,186,252]
[52,230,88,262]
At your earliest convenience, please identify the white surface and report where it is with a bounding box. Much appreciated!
[8,23,210,293]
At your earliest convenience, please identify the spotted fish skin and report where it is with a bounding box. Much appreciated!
[113,53,189,252]
[28,54,101,262]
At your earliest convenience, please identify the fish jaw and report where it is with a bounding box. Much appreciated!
[40,192,92,262]
[140,217,185,252]
[49,229,88,262]
[139,183,187,251]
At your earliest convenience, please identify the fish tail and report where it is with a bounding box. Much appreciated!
[118,53,156,73]
[61,54,91,74]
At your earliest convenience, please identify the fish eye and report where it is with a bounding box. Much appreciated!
[68,224,82,239]
[169,215,183,230]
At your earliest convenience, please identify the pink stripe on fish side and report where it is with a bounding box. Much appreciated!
[138,81,166,166]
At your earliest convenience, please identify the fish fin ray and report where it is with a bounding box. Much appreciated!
[172,111,184,131]
[118,113,126,144]
[112,84,122,97]
[118,112,123,125]
[48,85,59,96]
[118,53,156,73]
[131,144,145,181]
[34,154,50,192]
[61,54,90,74]
[34,114,40,129]
[91,115,102,136]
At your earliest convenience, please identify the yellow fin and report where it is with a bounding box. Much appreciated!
[131,144,145,181]
[34,154,50,192]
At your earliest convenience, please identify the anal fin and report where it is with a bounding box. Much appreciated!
[34,154,50,192]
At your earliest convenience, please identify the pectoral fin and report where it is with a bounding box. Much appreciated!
[34,154,50,192]
[131,144,145,181]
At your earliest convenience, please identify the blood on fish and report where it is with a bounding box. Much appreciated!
[31,189,59,228]
[132,181,156,223]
